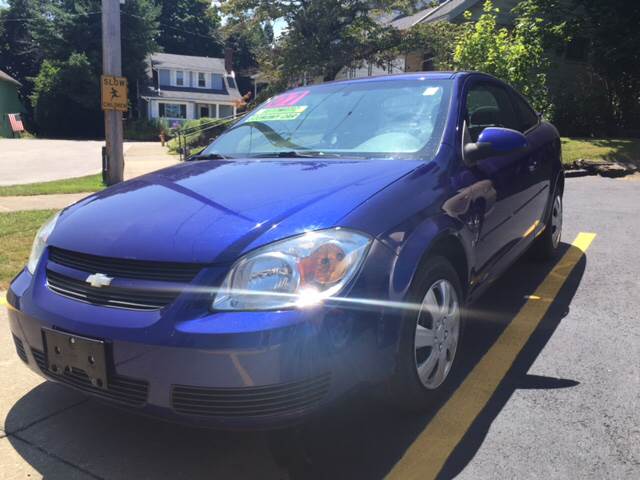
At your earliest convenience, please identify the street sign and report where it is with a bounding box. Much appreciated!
[101,75,128,111]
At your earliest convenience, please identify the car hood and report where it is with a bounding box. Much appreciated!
[50,159,422,264]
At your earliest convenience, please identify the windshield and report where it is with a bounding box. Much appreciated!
[203,79,452,159]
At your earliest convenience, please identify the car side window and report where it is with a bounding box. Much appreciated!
[465,83,519,142]
[511,92,539,132]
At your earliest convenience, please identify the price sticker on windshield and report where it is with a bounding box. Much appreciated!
[250,106,308,121]
[267,90,310,108]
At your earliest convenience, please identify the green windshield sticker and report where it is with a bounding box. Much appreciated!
[249,106,308,121]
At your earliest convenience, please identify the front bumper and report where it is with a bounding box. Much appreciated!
[6,242,401,429]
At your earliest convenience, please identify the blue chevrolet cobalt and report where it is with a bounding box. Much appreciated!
[7,72,563,428]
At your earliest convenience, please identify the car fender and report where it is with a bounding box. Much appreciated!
[385,213,475,304]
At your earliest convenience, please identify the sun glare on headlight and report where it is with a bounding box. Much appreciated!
[212,228,371,311]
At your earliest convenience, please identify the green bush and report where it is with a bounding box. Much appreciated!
[551,79,615,137]
[31,53,103,138]
[167,117,230,154]
[124,118,169,141]
[453,1,552,115]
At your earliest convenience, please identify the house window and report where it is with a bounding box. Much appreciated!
[198,72,206,88]
[211,74,223,90]
[226,76,237,90]
[219,104,234,118]
[159,103,186,119]
[176,71,184,86]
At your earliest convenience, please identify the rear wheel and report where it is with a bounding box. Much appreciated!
[532,190,563,260]
[386,256,465,411]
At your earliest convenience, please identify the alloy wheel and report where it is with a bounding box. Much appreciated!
[551,195,563,248]
[414,279,460,389]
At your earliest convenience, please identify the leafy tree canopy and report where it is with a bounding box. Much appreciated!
[0,0,160,135]
[453,0,552,114]
[30,53,101,138]
[156,0,223,57]
[220,0,417,83]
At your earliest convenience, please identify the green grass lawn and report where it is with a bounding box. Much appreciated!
[0,209,56,291]
[0,174,105,197]
[561,137,640,167]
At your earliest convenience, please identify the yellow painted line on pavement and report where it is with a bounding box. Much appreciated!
[389,232,596,480]
[0,292,7,307]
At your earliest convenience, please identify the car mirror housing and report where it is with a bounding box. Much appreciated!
[463,127,528,164]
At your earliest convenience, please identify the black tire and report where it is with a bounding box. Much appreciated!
[532,188,563,260]
[385,256,465,412]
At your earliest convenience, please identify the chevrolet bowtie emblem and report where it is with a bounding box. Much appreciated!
[86,273,113,288]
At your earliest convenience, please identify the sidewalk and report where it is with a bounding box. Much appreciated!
[0,193,90,212]
[123,142,177,180]
[0,143,178,213]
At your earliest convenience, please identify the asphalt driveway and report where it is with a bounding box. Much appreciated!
[1,175,638,479]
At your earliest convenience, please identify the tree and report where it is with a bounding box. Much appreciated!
[156,0,223,56]
[220,0,413,83]
[221,18,273,75]
[31,53,102,138]
[577,0,640,132]
[1,0,160,135]
[453,0,552,114]
[0,0,55,114]
[507,0,640,134]
[397,20,463,71]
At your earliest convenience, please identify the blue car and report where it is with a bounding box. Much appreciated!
[7,72,563,429]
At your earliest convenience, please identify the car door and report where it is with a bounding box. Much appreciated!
[457,79,531,282]
[509,90,552,229]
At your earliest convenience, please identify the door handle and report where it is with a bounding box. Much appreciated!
[528,160,539,172]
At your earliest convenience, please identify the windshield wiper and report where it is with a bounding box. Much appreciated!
[250,151,342,159]
[188,152,232,161]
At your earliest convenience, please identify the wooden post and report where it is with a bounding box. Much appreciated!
[102,0,124,185]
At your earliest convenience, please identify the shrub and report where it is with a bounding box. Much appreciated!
[167,117,232,154]
[124,118,169,141]
[30,53,102,138]
[551,77,614,137]
[453,1,552,115]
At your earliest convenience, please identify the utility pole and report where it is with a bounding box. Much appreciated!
[101,0,124,185]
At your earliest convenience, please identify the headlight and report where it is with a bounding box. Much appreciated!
[27,212,60,274]
[213,228,372,310]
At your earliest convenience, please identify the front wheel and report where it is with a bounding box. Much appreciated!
[386,256,465,411]
[532,190,563,260]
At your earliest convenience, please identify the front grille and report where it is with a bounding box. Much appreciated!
[32,349,148,406]
[171,373,331,417]
[49,247,203,282]
[12,335,27,363]
[46,269,179,310]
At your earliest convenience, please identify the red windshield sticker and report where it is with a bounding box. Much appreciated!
[267,90,310,108]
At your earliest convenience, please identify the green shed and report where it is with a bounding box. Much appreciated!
[0,69,26,137]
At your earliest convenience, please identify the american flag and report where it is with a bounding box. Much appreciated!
[8,113,24,133]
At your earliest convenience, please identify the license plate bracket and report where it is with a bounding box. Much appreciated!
[43,328,108,390]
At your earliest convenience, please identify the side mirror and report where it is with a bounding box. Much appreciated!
[463,127,528,164]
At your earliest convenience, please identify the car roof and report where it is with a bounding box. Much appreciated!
[299,71,493,89]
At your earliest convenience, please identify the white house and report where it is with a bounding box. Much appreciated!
[140,53,243,124]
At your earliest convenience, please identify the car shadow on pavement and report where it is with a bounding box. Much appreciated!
[4,243,587,480]
[296,242,587,479]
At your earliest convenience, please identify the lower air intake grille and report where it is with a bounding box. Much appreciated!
[12,335,27,363]
[32,349,148,406]
[46,269,179,311]
[171,373,331,417]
